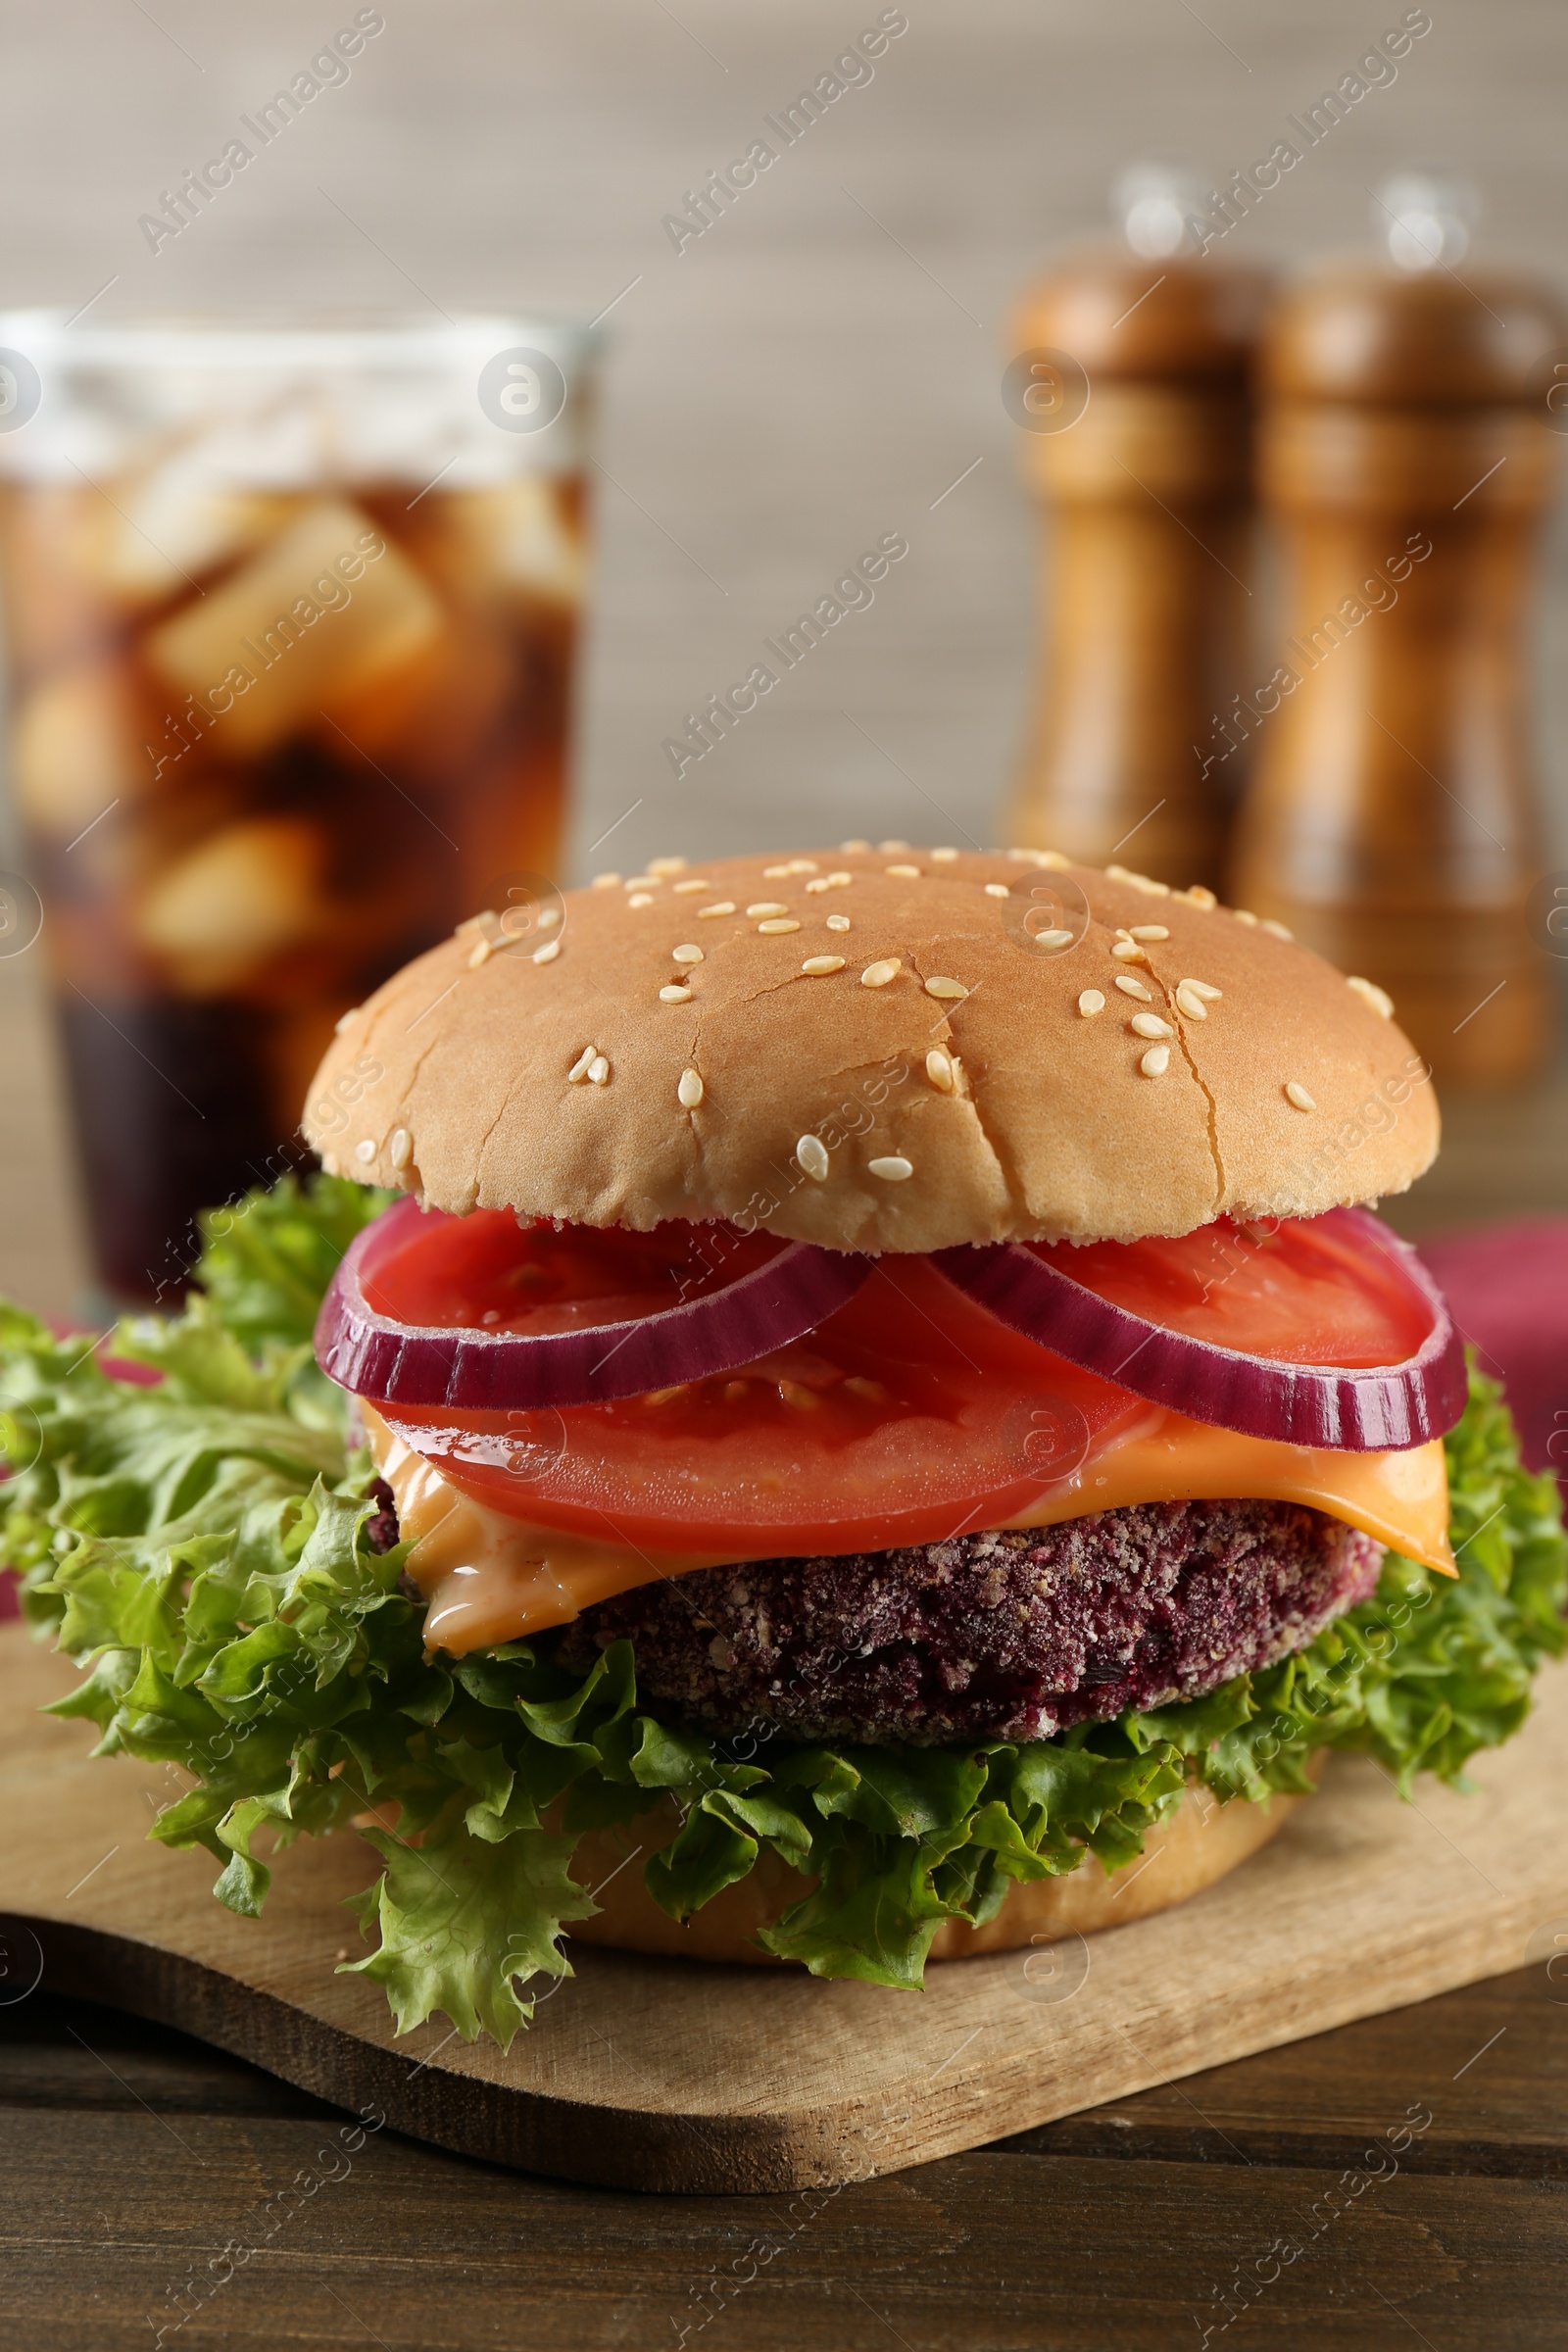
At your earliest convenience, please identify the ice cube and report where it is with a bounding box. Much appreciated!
[318,609,515,779]
[145,501,445,757]
[10,664,138,833]
[446,478,587,611]
[83,471,291,609]
[133,814,322,994]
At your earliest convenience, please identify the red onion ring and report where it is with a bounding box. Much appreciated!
[315,1199,873,1411]
[934,1208,1467,1452]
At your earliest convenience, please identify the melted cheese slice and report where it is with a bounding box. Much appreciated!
[362,1405,1454,1660]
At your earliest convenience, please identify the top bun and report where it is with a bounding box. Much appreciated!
[303,848,1440,1253]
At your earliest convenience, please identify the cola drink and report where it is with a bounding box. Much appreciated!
[0,316,594,1302]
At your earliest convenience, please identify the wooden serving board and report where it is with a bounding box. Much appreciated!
[4,1621,1566,2195]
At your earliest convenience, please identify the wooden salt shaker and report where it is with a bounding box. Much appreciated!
[1232,265,1564,1086]
[1004,255,1270,890]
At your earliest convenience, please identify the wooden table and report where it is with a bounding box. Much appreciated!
[2,1967,1564,2351]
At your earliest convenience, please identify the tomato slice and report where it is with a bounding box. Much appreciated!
[362,1207,789,1336]
[1028,1213,1434,1370]
[362,1207,1432,1560]
[377,1253,1152,1557]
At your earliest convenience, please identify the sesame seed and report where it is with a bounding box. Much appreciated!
[1111,941,1147,962]
[624,876,661,891]
[868,1154,913,1181]
[660,984,693,1004]
[1139,1046,1170,1077]
[1347,975,1395,1020]
[840,838,870,853]
[1115,974,1152,1001]
[591,872,621,889]
[805,877,831,895]
[785,858,818,874]
[861,957,902,988]
[467,937,492,968]
[1033,928,1075,950]
[925,1049,956,1092]
[1106,865,1170,897]
[532,938,561,964]
[758,917,801,934]
[567,1046,596,1083]
[1174,983,1207,1021]
[924,975,968,1001]
[1176,885,1217,909]
[748,901,789,917]
[456,911,494,935]
[931,846,959,862]
[587,1055,611,1087]
[671,944,704,964]
[677,1068,705,1108]
[539,906,562,930]
[698,901,735,918]
[333,1006,361,1034]
[1232,908,1259,926]
[389,1127,413,1170]
[762,864,791,879]
[1129,924,1170,942]
[878,839,909,854]
[627,893,654,908]
[797,1133,830,1181]
[826,871,854,888]
[802,955,846,975]
[825,913,852,932]
[1130,1012,1172,1039]
[1285,1081,1316,1112]
[354,1138,377,1163]
[648,856,687,875]
[885,862,920,878]
[672,878,711,895]
[984,882,1009,899]
[1182,978,1223,1001]
[1261,917,1295,941]
[1078,989,1105,1017]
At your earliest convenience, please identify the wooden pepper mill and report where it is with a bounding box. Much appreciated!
[1231,264,1564,1087]
[1005,254,1270,890]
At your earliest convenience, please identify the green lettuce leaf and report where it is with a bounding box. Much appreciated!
[193,1172,396,1352]
[3,1175,1563,2049]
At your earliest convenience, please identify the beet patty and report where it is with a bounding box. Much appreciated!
[548,1499,1385,1746]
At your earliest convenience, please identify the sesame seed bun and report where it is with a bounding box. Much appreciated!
[562,1774,1306,1965]
[304,848,1439,1251]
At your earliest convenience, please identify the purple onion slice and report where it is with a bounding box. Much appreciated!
[316,1198,873,1412]
[934,1208,1467,1452]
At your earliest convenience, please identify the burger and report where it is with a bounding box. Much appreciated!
[4,845,1563,2049]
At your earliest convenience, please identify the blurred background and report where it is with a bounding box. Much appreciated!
[2,0,1567,1333]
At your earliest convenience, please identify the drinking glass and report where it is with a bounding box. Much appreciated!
[0,312,595,1302]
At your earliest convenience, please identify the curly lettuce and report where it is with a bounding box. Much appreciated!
[2,1176,1563,2049]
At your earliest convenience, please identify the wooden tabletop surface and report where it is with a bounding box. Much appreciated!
[2,1965,1564,2351]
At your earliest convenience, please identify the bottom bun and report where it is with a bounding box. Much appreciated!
[564,1773,1311,1967]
